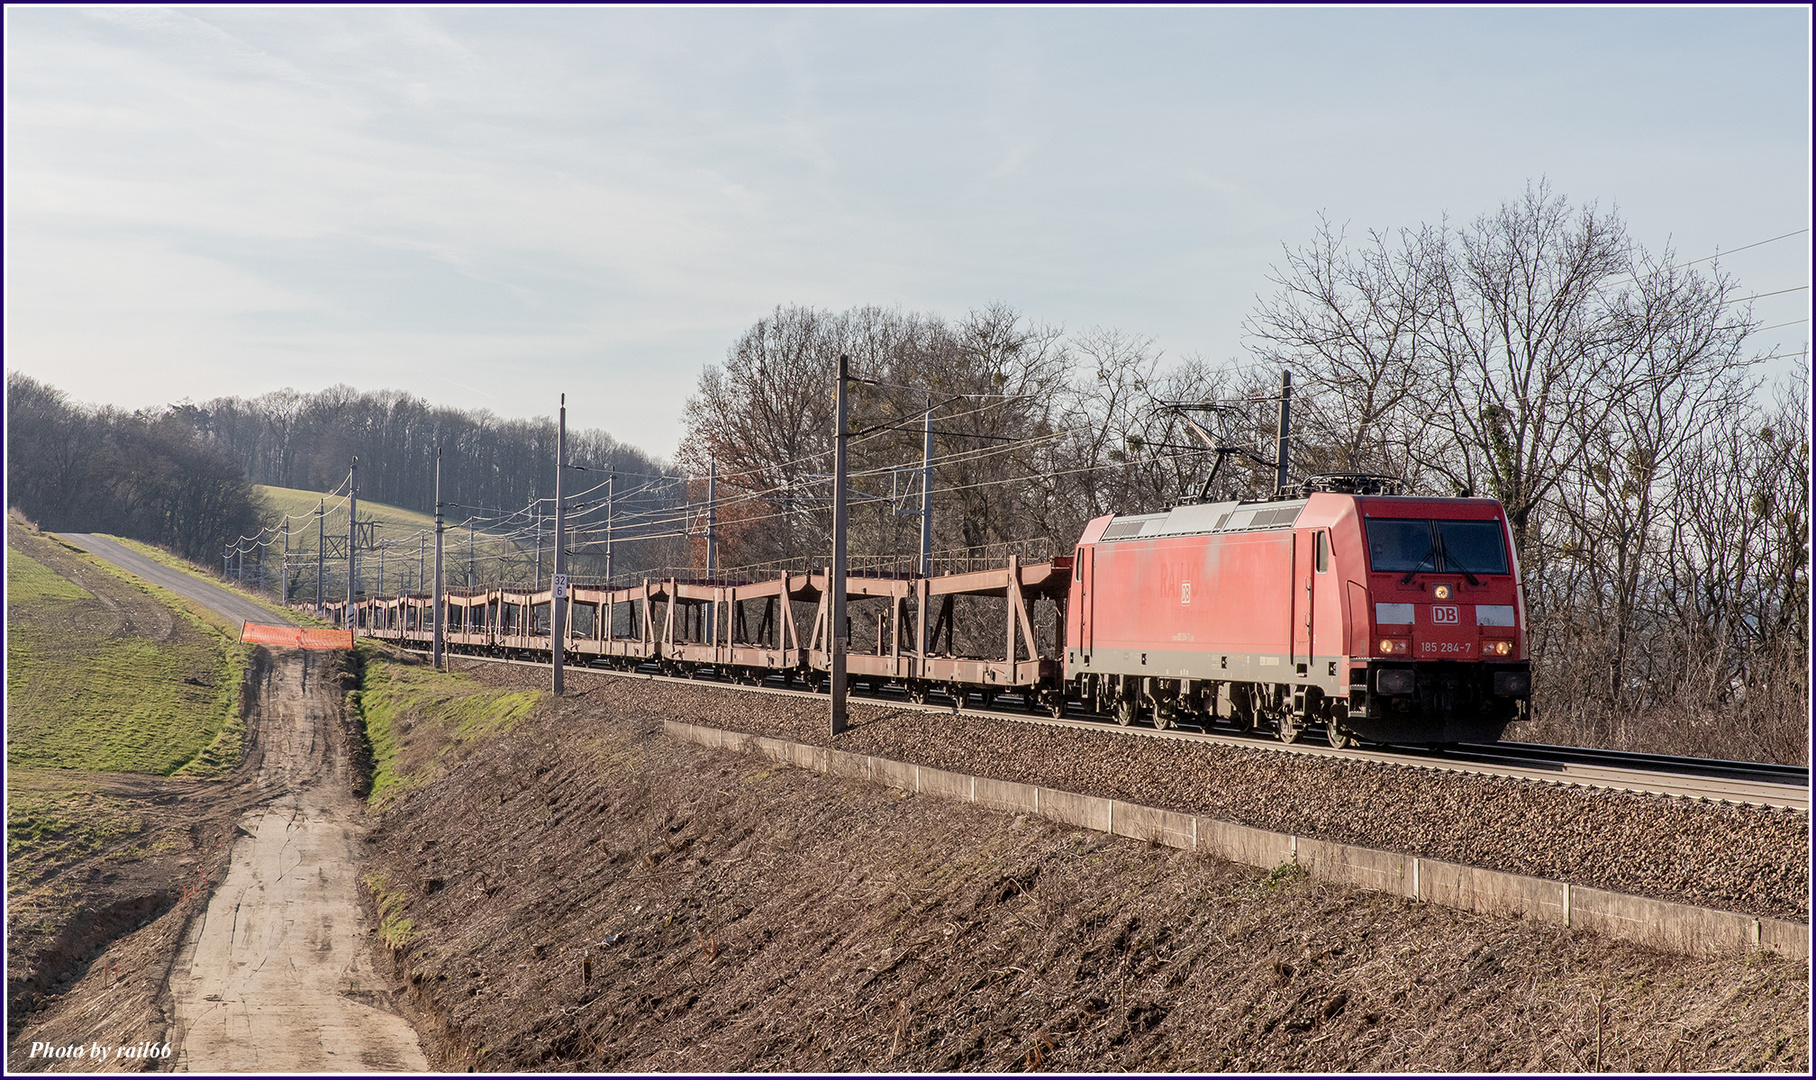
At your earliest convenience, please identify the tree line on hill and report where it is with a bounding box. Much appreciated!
[6,375,689,583]
[168,386,676,535]
[676,183,1807,763]
[164,385,687,585]
[6,374,263,562]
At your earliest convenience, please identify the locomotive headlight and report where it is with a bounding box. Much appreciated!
[1486,639,1515,656]
[1432,584,1453,600]
[1379,638,1409,656]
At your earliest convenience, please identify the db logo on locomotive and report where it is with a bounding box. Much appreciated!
[1432,606,1459,624]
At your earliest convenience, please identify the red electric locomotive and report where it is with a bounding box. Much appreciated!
[1063,480,1531,747]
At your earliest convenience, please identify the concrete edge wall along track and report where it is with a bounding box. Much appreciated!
[665,721,1812,962]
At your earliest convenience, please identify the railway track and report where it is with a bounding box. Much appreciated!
[1441,741,1809,805]
[415,645,1811,812]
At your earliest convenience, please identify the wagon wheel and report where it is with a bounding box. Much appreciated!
[1046,691,1068,719]
[946,683,968,707]
[1152,702,1176,731]
[979,689,999,709]
[1326,721,1353,750]
[1277,711,1303,744]
[1114,698,1137,726]
[905,681,928,705]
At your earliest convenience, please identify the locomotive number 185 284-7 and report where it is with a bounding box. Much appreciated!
[1421,641,1473,655]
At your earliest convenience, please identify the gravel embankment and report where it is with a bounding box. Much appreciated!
[456,660,1810,924]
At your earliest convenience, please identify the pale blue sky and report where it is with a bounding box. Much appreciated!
[5,5,1809,458]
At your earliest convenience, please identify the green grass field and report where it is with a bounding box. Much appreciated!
[255,485,540,597]
[6,524,246,778]
[258,484,440,540]
[352,644,543,807]
[6,789,144,866]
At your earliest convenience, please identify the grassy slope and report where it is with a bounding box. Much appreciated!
[352,644,542,807]
[256,484,535,595]
[5,788,145,876]
[5,520,254,922]
[5,527,245,778]
[258,484,439,542]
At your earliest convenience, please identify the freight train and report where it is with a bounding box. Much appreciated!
[328,478,1531,749]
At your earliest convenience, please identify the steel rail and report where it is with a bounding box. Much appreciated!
[411,645,1809,812]
[1453,740,1809,787]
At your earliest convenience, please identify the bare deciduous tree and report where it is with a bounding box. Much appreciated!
[1243,180,1803,762]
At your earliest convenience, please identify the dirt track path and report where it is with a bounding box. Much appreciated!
[167,651,426,1072]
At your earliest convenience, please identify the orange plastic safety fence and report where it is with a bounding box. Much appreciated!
[240,623,354,650]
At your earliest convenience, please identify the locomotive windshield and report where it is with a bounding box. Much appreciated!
[1366,518,1509,575]
[1435,520,1510,574]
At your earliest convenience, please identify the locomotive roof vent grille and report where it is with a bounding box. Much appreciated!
[1100,519,1150,540]
[1248,505,1304,528]
[1208,502,1306,532]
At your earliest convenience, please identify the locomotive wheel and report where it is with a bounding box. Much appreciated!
[1277,712,1303,744]
[1152,702,1176,731]
[1114,698,1137,726]
[1326,722,1353,750]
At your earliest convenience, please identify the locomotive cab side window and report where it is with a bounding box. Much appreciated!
[1365,518,1509,575]
[1314,531,1329,573]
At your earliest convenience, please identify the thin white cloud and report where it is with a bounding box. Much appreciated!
[5,6,1808,455]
